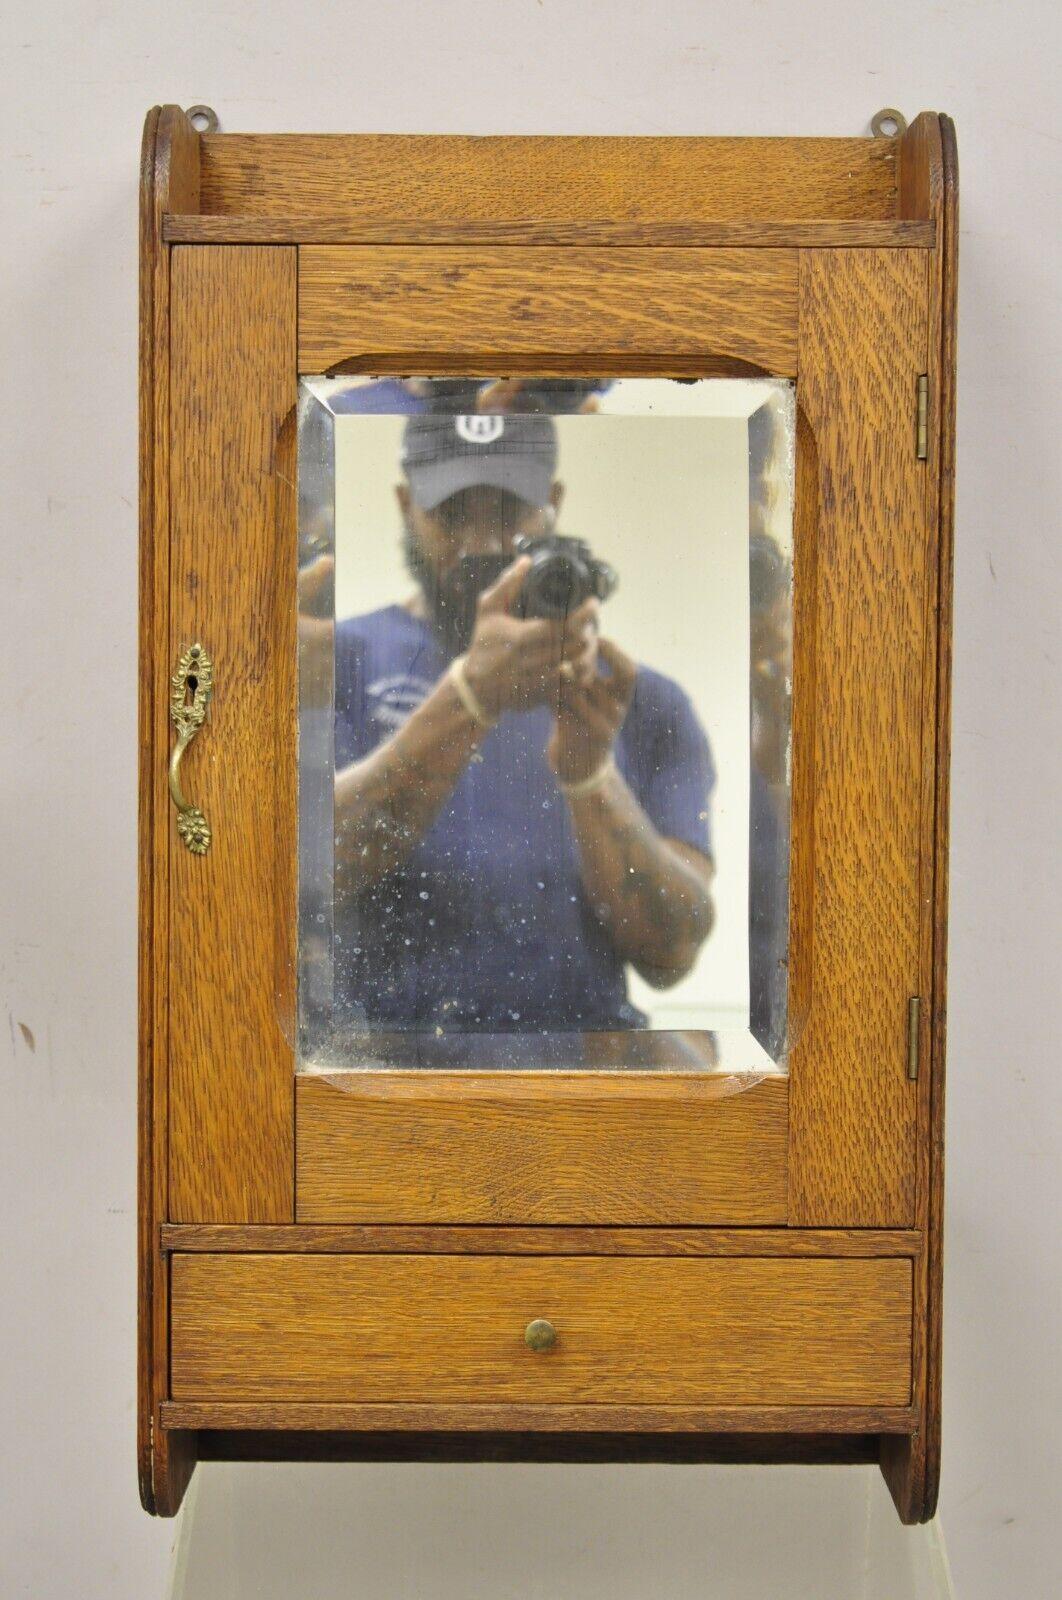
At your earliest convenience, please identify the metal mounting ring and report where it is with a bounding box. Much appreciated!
[870,108,907,138]
[186,104,220,135]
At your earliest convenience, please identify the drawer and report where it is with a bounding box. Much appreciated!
[171,1253,912,1407]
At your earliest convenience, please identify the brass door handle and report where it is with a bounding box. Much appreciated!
[524,1318,557,1353]
[169,643,214,854]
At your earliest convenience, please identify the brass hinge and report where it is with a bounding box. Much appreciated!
[916,375,929,460]
[907,995,921,1080]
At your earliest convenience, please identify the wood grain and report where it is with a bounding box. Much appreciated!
[787,248,929,1227]
[880,111,957,1525]
[163,1402,917,1435]
[167,245,297,1221]
[164,216,935,248]
[171,1253,912,1406]
[199,134,900,222]
[161,1223,921,1257]
[320,353,784,381]
[898,112,936,223]
[297,247,797,375]
[887,108,944,1523]
[296,1073,788,1224]
[138,103,201,1518]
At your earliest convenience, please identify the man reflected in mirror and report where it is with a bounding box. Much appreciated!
[325,404,717,1034]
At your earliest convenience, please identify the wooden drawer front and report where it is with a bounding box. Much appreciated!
[171,1254,911,1407]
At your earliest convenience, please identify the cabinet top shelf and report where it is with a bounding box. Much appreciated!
[144,108,953,235]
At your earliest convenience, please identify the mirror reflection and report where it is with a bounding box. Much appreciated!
[298,378,794,1072]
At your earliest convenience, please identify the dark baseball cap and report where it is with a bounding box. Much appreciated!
[401,413,557,511]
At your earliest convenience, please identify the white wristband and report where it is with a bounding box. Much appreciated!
[557,757,616,799]
[449,654,496,729]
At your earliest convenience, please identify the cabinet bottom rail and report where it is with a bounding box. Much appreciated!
[160,1401,919,1434]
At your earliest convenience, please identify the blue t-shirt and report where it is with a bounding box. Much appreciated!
[334,606,715,1031]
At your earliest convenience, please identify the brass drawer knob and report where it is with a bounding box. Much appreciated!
[524,1318,557,1353]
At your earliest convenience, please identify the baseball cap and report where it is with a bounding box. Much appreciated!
[401,413,557,511]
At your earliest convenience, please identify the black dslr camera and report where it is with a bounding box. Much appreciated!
[512,534,618,621]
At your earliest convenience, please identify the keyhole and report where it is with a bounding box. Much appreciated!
[185,674,198,704]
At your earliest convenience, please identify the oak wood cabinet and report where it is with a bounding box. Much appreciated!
[139,106,956,1522]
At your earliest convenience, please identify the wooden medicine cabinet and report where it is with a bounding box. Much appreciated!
[139,107,956,1523]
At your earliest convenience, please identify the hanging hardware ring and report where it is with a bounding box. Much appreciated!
[185,105,220,134]
[870,108,908,138]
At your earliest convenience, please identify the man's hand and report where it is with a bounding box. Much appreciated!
[547,636,637,784]
[551,635,716,983]
[462,556,599,721]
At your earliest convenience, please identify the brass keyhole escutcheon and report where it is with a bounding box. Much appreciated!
[169,642,214,853]
[524,1318,557,1353]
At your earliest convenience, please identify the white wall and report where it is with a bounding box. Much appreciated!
[2,4,1060,1598]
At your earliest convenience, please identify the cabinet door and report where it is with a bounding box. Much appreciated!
[160,243,929,1229]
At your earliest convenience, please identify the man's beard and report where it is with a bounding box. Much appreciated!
[403,525,509,657]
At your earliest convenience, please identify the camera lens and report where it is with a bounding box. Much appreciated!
[524,553,583,619]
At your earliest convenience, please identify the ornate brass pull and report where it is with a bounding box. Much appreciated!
[169,643,214,854]
[524,1318,557,1353]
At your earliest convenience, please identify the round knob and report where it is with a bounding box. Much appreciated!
[524,1318,557,1353]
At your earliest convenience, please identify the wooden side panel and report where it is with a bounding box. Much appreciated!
[171,1253,912,1406]
[296,1073,788,1225]
[199,135,900,222]
[139,103,203,1519]
[788,249,929,1226]
[881,109,957,1526]
[297,246,797,374]
[168,246,297,1221]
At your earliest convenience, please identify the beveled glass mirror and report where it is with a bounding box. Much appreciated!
[297,377,795,1072]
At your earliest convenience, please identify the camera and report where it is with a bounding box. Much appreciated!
[512,534,618,620]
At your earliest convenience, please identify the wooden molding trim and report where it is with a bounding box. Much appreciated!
[161,1223,922,1257]
[162,1401,919,1434]
[157,1222,921,1260]
[163,216,935,248]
